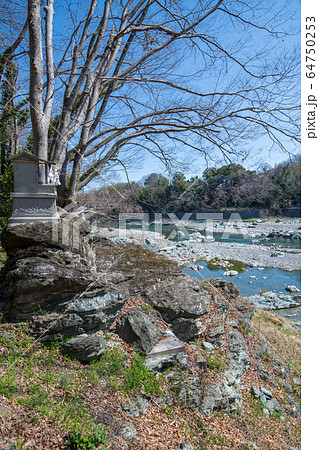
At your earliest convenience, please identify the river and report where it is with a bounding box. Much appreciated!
[183,261,301,324]
[124,222,301,324]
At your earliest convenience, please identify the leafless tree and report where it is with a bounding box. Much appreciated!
[78,181,144,224]
[0,1,28,82]
[3,0,300,203]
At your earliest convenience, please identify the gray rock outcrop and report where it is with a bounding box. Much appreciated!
[1,220,95,265]
[116,310,161,354]
[0,221,98,320]
[121,396,149,417]
[60,332,107,363]
[143,276,211,321]
[251,385,285,417]
[143,276,211,340]
[30,289,126,344]
[120,422,137,441]
[94,239,181,296]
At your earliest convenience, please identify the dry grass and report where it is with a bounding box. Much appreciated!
[251,309,301,374]
[0,300,301,449]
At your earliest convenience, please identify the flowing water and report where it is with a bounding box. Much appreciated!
[159,225,301,248]
[126,223,301,324]
[183,262,301,324]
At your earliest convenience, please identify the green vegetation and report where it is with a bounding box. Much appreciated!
[0,247,7,268]
[66,429,109,450]
[79,158,301,217]
[0,327,164,447]
[247,393,265,417]
[122,353,163,397]
[0,316,301,449]
[141,303,153,315]
[207,257,247,273]
[92,347,126,378]
[206,354,224,373]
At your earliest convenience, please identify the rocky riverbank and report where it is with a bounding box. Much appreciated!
[0,220,301,449]
[191,218,301,240]
[97,224,301,271]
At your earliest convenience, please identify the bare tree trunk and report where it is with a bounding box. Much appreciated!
[56,158,68,205]
[44,0,54,126]
[28,0,47,164]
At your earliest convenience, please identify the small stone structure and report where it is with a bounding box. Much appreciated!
[8,151,60,225]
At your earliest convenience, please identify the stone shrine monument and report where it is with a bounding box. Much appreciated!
[8,151,60,224]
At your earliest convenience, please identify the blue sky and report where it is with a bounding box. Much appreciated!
[110,0,302,184]
[7,0,301,187]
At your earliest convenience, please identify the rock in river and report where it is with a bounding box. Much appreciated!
[245,291,301,310]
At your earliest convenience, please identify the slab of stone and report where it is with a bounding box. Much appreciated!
[260,386,273,399]
[147,329,185,357]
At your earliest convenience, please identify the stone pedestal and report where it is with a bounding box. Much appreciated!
[8,151,60,225]
[9,189,59,224]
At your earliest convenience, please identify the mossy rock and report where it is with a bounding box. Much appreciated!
[95,240,181,294]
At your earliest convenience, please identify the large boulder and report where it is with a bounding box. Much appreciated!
[143,276,211,321]
[1,220,95,265]
[142,276,211,341]
[94,240,181,295]
[0,221,116,321]
[1,248,96,320]
[30,288,127,344]
[116,310,161,354]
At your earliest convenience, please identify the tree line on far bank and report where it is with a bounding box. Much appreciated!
[79,156,300,220]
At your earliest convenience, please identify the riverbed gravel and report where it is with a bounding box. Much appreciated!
[97,220,301,271]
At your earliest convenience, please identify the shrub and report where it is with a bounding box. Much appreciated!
[66,428,108,449]
[123,353,162,397]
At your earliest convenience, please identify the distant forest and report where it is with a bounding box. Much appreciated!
[80,156,301,219]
